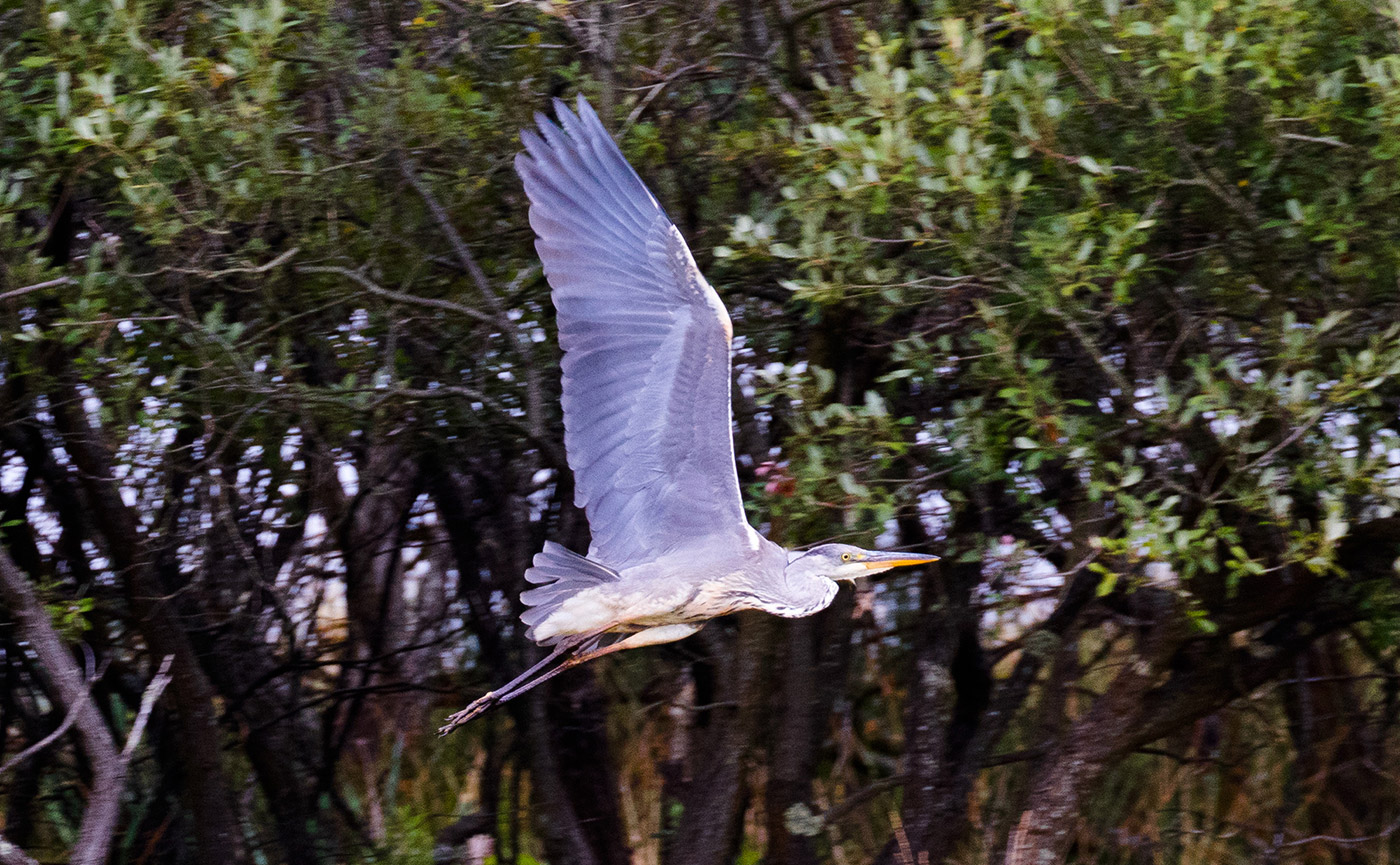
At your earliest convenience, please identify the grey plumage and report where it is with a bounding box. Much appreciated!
[517,99,746,569]
[440,98,937,734]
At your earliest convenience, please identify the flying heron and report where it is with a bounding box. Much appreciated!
[439,97,937,734]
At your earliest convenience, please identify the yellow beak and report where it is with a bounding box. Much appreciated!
[862,553,940,570]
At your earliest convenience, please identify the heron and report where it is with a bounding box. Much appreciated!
[439,97,937,735]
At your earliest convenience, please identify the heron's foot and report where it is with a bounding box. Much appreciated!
[438,692,497,737]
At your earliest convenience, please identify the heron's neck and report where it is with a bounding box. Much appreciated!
[768,557,840,618]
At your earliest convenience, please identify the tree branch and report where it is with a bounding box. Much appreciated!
[396,155,550,444]
[294,265,501,330]
[0,276,76,303]
[0,546,122,865]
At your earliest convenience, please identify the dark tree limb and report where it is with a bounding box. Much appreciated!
[37,377,249,865]
[0,547,169,865]
[670,614,773,865]
[1004,592,1185,865]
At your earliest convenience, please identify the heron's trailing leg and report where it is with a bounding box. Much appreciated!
[438,624,702,735]
[484,618,705,708]
[438,633,596,736]
[491,623,703,703]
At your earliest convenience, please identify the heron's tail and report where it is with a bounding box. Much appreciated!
[519,541,621,645]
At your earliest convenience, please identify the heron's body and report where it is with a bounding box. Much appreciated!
[524,535,833,645]
[439,98,936,734]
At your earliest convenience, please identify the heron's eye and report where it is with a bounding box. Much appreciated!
[840,553,852,562]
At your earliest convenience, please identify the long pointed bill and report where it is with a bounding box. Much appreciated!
[862,551,940,572]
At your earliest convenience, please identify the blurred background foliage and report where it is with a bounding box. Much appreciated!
[2,0,1400,862]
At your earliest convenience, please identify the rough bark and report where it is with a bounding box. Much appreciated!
[523,681,603,865]
[551,669,633,865]
[764,616,823,865]
[669,614,773,865]
[892,551,989,865]
[1003,596,1183,865]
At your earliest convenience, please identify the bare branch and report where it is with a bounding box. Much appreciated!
[294,264,501,329]
[0,276,76,302]
[1279,132,1353,149]
[782,0,856,27]
[1282,814,1400,847]
[396,156,503,313]
[395,156,550,443]
[0,673,99,778]
[0,546,122,865]
[122,655,175,760]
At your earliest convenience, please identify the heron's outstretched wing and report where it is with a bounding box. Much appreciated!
[516,97,752,568]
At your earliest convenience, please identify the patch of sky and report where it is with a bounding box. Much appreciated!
[1207,411,1241,438]
[1,454,24,493]
[27,496,57,556]
[281,427,302,462]
[917,489,951,539]
[978,535,1064,644]
[412,492,438,526]
[346,308,369,342]
[337,461,359,496]
[1132,384,1166,416]
[1322,411,1359,459]
[527,468,556,522]
[1005,459,1044,495]
[80,539,110,574]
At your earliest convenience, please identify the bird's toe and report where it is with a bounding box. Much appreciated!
[438,692,497,736]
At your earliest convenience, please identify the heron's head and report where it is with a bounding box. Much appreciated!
[790,544,939,583]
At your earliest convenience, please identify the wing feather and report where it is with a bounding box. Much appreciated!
[517,96,751,567]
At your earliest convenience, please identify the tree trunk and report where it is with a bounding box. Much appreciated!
[669,614,773,865]
[1003,597,1181,865]
[764,616,823,865]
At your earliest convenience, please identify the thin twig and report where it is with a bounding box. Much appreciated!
[294,265,500,329]
[1282,813,1400,847]
[819,773,908,824]
[783,0,857,27]
[1279,132,1353,150]
[396,154,550,445]
[173,246,300,277]
[0,547,122,865]
[0,276,76,302]
[1238,407,1325,475]
[624,62,709,129]
[121,655,174,760]
[0,680,98,777]
[396,156,500,311]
